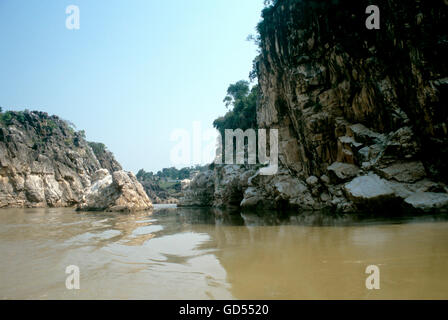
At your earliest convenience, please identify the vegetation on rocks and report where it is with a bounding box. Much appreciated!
[213,81,258,133]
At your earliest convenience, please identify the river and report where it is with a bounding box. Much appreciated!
[0,204,447,299]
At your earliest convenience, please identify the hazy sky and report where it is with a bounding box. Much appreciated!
[0,0,264,173]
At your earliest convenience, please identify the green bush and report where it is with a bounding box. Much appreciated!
[88,141,107,155]
[0,111,13,125]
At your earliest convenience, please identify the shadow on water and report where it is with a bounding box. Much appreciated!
[153,205,448,228]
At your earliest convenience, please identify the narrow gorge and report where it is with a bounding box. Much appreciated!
[180,0,448,213]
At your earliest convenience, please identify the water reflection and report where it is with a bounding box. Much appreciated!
[0,205,447,299]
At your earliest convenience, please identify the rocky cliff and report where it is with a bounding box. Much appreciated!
[180,0,448,213]
[0,110,152,211]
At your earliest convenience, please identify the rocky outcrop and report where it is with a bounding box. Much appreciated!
[251,0,448,212]
[179,170,215,207]
[0,110,152,211]
[213,165,257,208]
[181,0,448,213]
[179,165,257,208]
[77,169,153,212]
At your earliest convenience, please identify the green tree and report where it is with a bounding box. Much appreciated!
[223,80,250,108]
[88,142,106,155]
[136,169,146,179]
[213,81,258,133]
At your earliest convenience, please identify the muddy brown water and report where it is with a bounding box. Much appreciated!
[0,204,447,299]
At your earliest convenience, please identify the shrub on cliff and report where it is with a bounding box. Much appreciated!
[88,141,107,155]
[0,110,26,125]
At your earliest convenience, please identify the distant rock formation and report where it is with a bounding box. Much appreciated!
[180,0,448,213]
[0,110,152,211]
[179,169,216,207]
[137,178,181,204]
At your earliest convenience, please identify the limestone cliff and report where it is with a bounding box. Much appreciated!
[180,0,448,213]
[0,110,152,211]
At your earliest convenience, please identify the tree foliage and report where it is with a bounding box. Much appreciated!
[137,165,207,181]
[213,81,258,133]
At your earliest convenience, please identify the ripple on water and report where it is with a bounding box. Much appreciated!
[1,207,448,299]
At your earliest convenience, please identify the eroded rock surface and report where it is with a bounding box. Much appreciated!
[77,170,153,212]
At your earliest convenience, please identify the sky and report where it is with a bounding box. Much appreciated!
[0,0,264,173]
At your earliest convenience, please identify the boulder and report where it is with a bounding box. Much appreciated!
[240,187,264,209]
[273,177,308,200]
[343,174,395,204]
[327,162,360,182]
[376,161,426,183]
[77,170,153,212]
[306,175,319,187]
[404,192,448,212]
[320,174,330,185]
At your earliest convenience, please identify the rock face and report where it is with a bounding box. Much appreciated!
[77,170,153,212]
[179,170,215,207]
[180,0,448,213]
[252,0,448,212]
[180,165,257,208]
[0,110,152,211]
